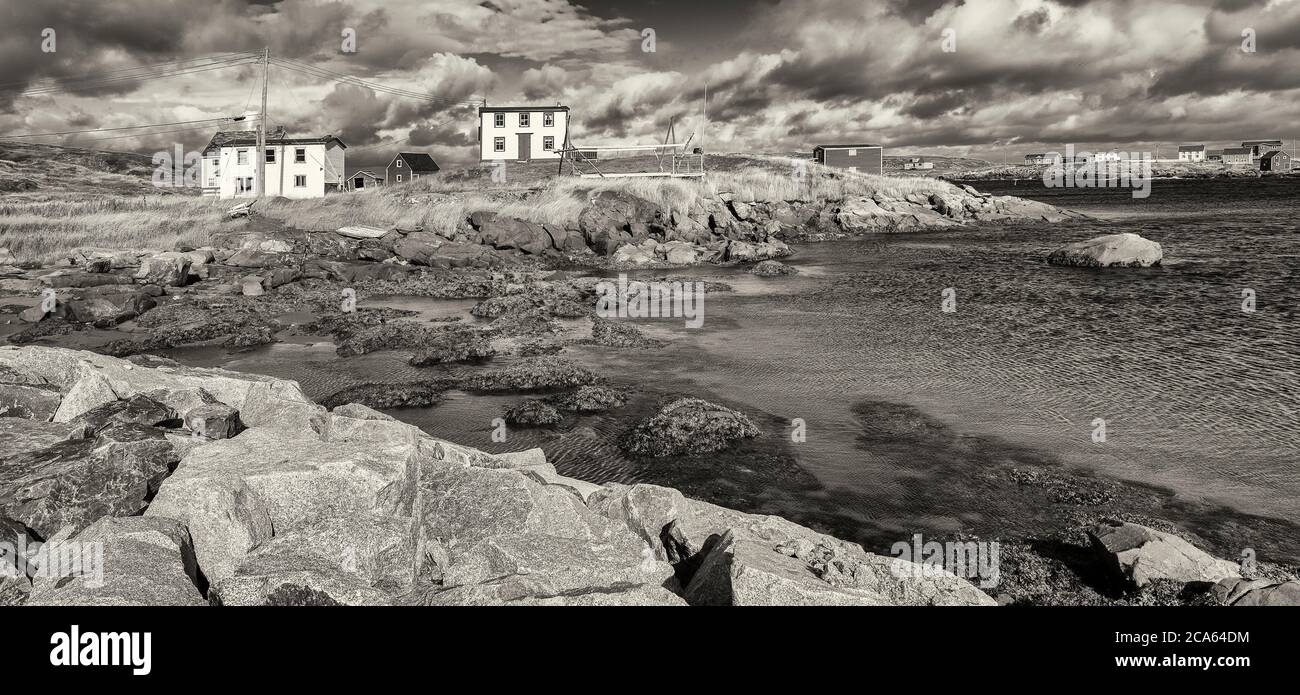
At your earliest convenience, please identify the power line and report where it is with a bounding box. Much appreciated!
[1,115,254,139]
[14,57,262,97]
[0,51,261,91]
[271,56,481,106]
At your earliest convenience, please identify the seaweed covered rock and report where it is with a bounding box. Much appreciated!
[503,399,562,427]
[621,397,760,457]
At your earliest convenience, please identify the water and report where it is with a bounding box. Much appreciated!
[174,178,1300,561]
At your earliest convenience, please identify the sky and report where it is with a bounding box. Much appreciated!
[1,0,1299,167]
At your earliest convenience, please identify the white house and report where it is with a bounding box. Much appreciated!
[477,105,568,162]
[201,130,346,199]
[1178,145,1205,162]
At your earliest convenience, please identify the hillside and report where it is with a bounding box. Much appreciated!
[0,140,184,194]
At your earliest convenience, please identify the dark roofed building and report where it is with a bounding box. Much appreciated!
[386,152,440,185]
[1241,140,1283,157]
[813,144,883,174]
[1259,150,1292,172]
[1221,147,1254,165]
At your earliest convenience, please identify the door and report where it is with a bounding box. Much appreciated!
[517,133,531,162]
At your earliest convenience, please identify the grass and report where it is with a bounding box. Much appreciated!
[0,150,967,264]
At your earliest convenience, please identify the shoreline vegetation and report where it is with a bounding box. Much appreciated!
[2,141,1296,605]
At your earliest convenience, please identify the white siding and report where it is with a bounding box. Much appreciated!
[201,141,345,199]
[479,109,567,161]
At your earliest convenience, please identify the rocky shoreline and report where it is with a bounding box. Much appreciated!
[2,183,1294,606]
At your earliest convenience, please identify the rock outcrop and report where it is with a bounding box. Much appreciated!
[0,345,1011,607]
[621,397,761,457]
[1047,233,1163,268]
[1087,520,1239,590]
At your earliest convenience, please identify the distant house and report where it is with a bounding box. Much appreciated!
[1221,147,1254,165]
[813,144,883,174]
[386,152,439,185]
[1259,150,1292,172]
[1242,140,1284,157]
[200,130,346,199]
[1206,150,1223,162]
[478,105,569,162]
[1024,153,1049,165]
[347,170,383,191]
[1177,145,1205,162]
[903,157,934,170]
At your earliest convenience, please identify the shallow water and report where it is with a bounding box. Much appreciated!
[171,178,1300,561]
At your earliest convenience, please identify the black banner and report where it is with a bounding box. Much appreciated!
[3,607,1286,683]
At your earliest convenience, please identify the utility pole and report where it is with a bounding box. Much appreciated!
[255,47,269,197]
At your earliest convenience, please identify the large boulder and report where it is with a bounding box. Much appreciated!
[416,461,676,602]
[587,485,995,606]
[26,516,205,606]
[621,397,761,457]
[145,427,421,583]
[0,382,62,420]
[0,346,317,427]
[577,190,668,239]
[469,212,551,255]
[209,512,421,606]
[1047,233,1162,268]
[62,291,156,325]
[1212,577,1300,606]
[134,252,192,287]
[1087,520,1239,590]
[0,424,179,538]
[0,419,78,460]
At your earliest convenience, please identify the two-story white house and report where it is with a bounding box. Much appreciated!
[201,130,346,199]
[477,105,568,162]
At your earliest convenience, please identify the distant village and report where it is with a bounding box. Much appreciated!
[1023,140,1294,172]
[196,99,1292,203]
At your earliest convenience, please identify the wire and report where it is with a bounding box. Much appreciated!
[271,57,481,106]
[1,115,256,139]
[13,58,262,97]
[0,51,262,92]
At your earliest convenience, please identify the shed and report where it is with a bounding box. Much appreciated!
[812,144,883,174]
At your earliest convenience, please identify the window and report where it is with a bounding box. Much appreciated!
[543,136,554,151]
[295,148,306,163]
[265,148,275,163]
[237,149,248,165]
[494,137,505,152]
[543,112,554,127]
[396,159,402,167]
[236,177,253,193]
[494,112,504,127]
[848,149,857,156]
[395,174,402,182]
[519,112,530,127]
[294,175,306,188]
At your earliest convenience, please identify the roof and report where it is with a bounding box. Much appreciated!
[351,169,382,178]
[1261,150,1290,161]
[1222,147,1253,155]
[393,152,440,172]
[203,131,346,155]
[814,144,882,150]
[1242,140,1283,146]
[1178,145,1205,151]
[479,105,569,113]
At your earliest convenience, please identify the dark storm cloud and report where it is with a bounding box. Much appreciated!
[6,0,1300,162]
